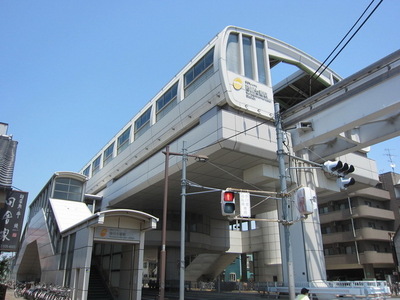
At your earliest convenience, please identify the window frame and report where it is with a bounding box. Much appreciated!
[117,127,131,154]
[184,48,214,89]
[83,166,90,177]
[134,108,151,139]
[92,155,101,176]
[156,82,178,121]
[103,142,114,166]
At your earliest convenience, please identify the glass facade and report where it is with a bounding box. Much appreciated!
[226,33,268,84]
[53,177,84,201]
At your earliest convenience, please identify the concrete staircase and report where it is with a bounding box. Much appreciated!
[186,253,238,282]
[87,266,113,300]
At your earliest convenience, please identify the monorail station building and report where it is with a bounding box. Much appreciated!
[12,26,400,299]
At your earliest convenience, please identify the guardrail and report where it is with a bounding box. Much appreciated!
[261,281,390,299]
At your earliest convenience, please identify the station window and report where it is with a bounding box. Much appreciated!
[92,155,101,175]
[53,177,84,201]
[243,36,253,79]
[83,165,90,177]
[184,48,214,96]
[256,39,266,84]
[117,127,131,154]
[65,233,76,287]
[227,33,240,74]
[103,142,114,166]
[59,237,68,270]
[134,108,151,139]
[227,33,267,85]
[156,82,178,121]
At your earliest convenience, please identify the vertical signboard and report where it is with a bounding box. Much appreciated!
[0,190,28,251]
[239,192,251,218]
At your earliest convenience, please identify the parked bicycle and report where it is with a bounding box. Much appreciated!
[13,282,71,300]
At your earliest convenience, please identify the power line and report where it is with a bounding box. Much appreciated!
[311,0,383,84]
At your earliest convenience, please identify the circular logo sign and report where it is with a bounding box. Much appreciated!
[233,77,243,90]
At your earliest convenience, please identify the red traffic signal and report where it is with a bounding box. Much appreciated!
[221,191,236,216]
[223,191,235,201]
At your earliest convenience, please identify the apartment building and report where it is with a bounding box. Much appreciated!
[319,171,399,280]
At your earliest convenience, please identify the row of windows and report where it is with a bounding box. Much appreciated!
[324,243,391,256]
[29,176,85,222]
[53,177,83,201]
[226,33,267,84]
[83,48,215,178]
[59,233,76,287]
[82,33,274,179]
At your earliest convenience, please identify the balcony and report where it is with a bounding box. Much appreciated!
[323,231,354,244]
[323,228,394,244]
[355,227,394,241]
[320,210,351,224]
[320,205,394,224]
[359,251,394,264]
[325,254,360,269]
[325,251,394,269]
[352,205,394,220]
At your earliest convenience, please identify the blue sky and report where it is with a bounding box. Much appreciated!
[1,1,399,204]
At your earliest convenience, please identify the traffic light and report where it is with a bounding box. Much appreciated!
[322,160,343,175]
[322,160,355,190]
[323,160,355,177]
[221,190,236,216]
[337,177,355,190]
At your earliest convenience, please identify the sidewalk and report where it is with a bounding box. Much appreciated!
[5,288,17,300]
[5,288,400,300]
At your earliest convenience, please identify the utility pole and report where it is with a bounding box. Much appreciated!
[275,103,295,299]
[179,141,187,300]
[159,145,170,300]
[160,142,208,300]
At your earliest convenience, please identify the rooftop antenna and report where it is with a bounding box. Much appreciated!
[384,148,396,172]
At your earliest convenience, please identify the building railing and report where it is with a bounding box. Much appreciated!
[190,280,391,299]
[258,280,390,299]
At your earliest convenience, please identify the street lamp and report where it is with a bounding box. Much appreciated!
[159,141,208,300]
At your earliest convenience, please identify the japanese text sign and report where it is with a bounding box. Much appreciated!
[0,190,28,251]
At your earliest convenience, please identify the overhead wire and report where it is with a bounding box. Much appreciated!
[310,0,384,84]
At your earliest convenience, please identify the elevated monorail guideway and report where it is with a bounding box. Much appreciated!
[282,50,400,162]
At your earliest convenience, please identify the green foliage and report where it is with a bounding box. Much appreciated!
[0,254,10,282]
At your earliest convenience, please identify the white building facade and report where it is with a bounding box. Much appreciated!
[13,26,399,299]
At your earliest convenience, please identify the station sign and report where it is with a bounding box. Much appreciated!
[94,226,140,243]
[227,72,275,121]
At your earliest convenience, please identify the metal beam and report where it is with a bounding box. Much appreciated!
[282,50,400,160]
